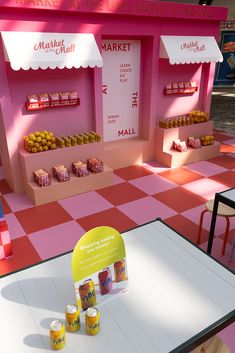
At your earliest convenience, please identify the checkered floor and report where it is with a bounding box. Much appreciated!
[0,129,235,351]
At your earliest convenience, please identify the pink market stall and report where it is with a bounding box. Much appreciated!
[0,0,227,205]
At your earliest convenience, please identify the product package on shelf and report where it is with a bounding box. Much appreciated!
[159,110,209,129]
[200,135,215,146]
[187,137,202,149]
[53,164,70,182]
[172,139,187,152]
[87,158,103,173]
[72,161,89,177]
[33,169,51,187]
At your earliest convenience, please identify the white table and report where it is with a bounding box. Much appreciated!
[207,187,235,254]
[0,220,234,353]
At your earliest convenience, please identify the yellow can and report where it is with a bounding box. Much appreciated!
[85,307,100,335]
[79,279,96,310]
[49,320,66,350]
[65,304,80,332]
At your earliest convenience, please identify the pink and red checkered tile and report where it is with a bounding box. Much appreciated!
[0,132,235,352]
[0,130,234,275]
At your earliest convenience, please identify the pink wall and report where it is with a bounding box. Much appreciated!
[6,65,95,143]
[0,1,228,192]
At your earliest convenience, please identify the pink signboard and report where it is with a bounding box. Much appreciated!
[102,39,140,142]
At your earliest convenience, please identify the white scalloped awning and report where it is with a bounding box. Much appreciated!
[1,31,103,70]
[160,36,223,65]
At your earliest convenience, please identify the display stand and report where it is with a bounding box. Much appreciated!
[155,121,220,168]
[19,143,113,206]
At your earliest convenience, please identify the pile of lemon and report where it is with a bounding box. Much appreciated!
[23,131,57,153]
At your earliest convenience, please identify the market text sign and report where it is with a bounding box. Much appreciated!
[102,40,140,142]
[181,41,205,53]
[34,38,75,54]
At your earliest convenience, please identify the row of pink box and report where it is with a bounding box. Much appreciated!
[33,158,103,187]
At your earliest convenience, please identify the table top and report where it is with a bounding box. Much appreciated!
[0,220,234,353]
[219,187,235,204]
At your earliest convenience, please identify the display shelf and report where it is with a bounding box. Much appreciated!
[164,87,198,95]
[155,121,220,168]
[25,165,113,205]
[19,142,114,205]
[26,98,80,111]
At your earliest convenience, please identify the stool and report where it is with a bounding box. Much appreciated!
[197,199,235,256]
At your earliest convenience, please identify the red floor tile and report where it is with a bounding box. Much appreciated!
[220,144,235,154]
[14,202,72,234]
[114,165,153,181]
[158,167,203,185]
[96,182,147,206]
[0,236,41,276]
[208,155,235,169]
[214,133,234,142]
[209,171,235,188]
[77,207,137,233]
[0,180,12,194]
[219,229,235,245]
[153,187,206,213]
[0,196,12,214]
[164,214,209,245]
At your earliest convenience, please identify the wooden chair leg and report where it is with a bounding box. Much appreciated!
[221,217,230,256]
[197,209,208,245]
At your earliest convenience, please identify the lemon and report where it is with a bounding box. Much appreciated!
[36,136,42,142]
[43,145,48,151]
[40,132,45,138]
[34,131,40,137]
[31,147,37,153]
[29,133,36,141]
[45,134,51,140]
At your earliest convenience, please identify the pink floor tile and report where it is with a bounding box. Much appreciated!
[129,174,177,195]
[3,193,34,212]
[117,196,177,225]
[183,161,228,177]
[58,191,113,219]
[182,178,228,200]
[0,166,5,180]
[4,213,26,240]
[182,205,235,236]
[141,162,170,174]
[200,238,235,272]
[222,138,235,146]
[218,322,235,353]
[28,220,85,260]
[112,174,125,185]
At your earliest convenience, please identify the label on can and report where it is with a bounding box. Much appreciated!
[114,259,126,282]
[98,267,112,295]
[85,307,100,335]
[79,279,96,310]
[50,320,66,351]
[65,304,80,332]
